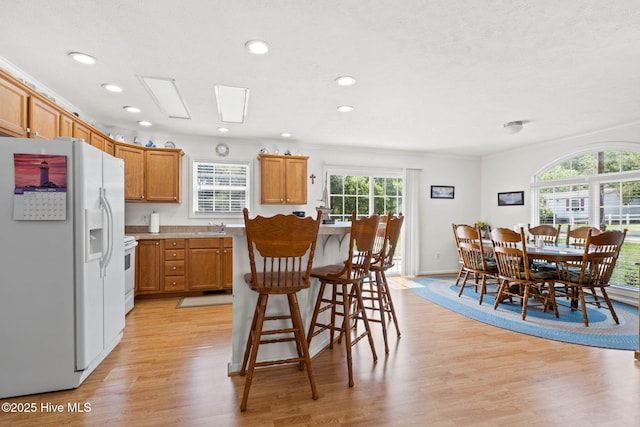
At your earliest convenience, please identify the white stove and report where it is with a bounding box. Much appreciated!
[124,236,137,314]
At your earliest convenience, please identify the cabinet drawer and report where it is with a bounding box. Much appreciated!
[165,239,185,249]
[164,260,185,275]
[163,276,186,291]
[189,238,220,249]
[164,249,185,261]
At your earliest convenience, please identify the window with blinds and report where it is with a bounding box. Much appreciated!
[192,161,250,214]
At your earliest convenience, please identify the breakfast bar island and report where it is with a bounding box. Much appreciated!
[223,222,352,374]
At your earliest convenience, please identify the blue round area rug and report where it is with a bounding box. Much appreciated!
[409,276,639,351]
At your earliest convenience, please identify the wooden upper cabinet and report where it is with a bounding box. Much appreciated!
[73,121,91,143]
[145,149,183,203]
[90,132,105,151]
[114,144,145,201]
[259,154,308,204]
[104,139,115,156]
[28,96,60,139]
[60,113,74,137]
[284,157,308,204]
[114,143,183,203]
[0,76,29,137]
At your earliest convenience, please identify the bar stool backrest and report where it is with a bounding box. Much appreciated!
[243,208,322,292]
[344,212,380,281]
[379,213,404,270]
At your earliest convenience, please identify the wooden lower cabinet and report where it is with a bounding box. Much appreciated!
[135,237,232,296]
[136,240,161,294]
[188,237,232,290]
[163,239,186,292]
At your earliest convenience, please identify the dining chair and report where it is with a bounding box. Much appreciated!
[490,227,559,320]
[454,224,499,305]
[556,229,627,326]
[527,224,561,245]
[566,225,602,246]
[307,211,380,387]
[527,224,562,272]
[239,208,322,411]
[358,212,405,353]
[452,223,466,286]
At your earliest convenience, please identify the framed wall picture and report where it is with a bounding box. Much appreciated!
[498,191,524,206]
[430,185,455,199]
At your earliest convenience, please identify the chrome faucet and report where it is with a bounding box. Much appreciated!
[208,221,225,233]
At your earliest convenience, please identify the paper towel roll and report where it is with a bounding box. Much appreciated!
[149,212,160,234]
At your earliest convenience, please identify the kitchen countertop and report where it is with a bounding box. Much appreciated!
[126,222,351,240]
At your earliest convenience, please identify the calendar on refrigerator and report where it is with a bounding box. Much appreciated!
[13,153,67,221]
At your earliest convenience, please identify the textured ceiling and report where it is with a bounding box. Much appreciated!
[1,0,640,156]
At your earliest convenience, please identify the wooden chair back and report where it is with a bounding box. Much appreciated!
[563,229,627,285]
[338,212,380,282]
[527,224,561,245]
[243,208,322,293]
[566,225,601,246]
[490,227,531,281]
[455,224,491,273]
[374,212,404,270]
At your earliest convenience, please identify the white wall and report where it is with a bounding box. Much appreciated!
[481,122,640,231]
[123,133,482,276]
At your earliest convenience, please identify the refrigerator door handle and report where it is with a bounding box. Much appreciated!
[99,187,114,278]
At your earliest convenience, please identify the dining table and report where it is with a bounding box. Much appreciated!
[482,241,587,309]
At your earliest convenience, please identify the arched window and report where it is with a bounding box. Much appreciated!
[532,150,640,288]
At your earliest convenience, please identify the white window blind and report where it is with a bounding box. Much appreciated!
[192,161,250,214]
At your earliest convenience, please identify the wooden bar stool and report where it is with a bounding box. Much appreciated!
[239,208,322,412]
[358,212,404,354]
[307,211,380,387]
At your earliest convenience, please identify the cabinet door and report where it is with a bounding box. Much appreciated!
[104,139,115,156]
[188,239,222,290]
[73,121,91,143]
[221,238,233,289]
[145,150,182,203]
[260,156,285,204]
[29,96,60,139]
[114,144,145,201]
[284,157,307,204]
[60,113,74,137]
[0,76,28,137]
[90,133,105,151]
[136,240,161,293]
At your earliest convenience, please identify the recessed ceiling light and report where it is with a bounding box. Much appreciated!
[335,76,356,86]
[137,121,152,127]
[337,105,354,112]
[217,127,229,133]
[281,132,292,138]
[123,106,141,113]
[102,84,123,93]
[69,52,96,65]
[245,40,269,55]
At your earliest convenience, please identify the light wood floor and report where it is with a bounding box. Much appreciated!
[3,277,639,426]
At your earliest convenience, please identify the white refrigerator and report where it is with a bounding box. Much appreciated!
[0,137,125,398]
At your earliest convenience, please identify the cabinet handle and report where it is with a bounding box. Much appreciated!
[140,195,145,199]
[33,131,39,136]
[172,253,177,257]
[155,242,159,246]
[172,281,177,285]
[172,266,177,270]
[172,242,177,246]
